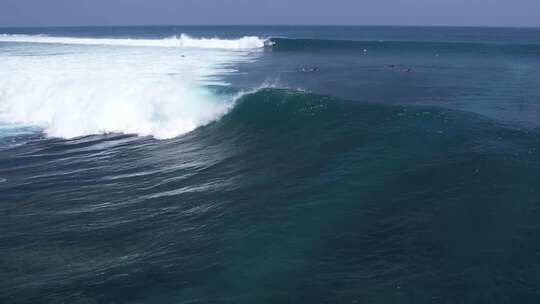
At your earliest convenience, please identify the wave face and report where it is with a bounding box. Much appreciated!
[2,87,540,303]
[0,35,263,139]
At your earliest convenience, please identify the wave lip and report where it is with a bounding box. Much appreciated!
[0,34,267,50]
[176,34,267,50]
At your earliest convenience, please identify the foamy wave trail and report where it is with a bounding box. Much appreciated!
[0,34,267,50]
[0,35,261,139]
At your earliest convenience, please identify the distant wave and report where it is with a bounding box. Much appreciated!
[268,37,540,55]
[0,34,267,50]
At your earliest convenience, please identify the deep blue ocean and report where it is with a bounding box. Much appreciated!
[1,26,540,303]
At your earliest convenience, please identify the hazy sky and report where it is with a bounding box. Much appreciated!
[1,0,539,27]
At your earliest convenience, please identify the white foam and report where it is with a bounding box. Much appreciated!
[0,35,259,139]
[0,34,267,50]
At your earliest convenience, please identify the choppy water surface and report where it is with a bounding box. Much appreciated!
[1,26,540,303]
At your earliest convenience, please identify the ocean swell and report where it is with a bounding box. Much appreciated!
[268,37,540,55]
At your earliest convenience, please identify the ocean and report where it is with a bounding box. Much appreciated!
[1,26,539,303]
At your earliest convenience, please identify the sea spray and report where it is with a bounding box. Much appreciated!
[0,35,265,139]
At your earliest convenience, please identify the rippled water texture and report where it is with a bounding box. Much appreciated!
[1,26,540,304]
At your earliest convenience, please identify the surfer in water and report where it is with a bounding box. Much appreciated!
[300,66,319,73]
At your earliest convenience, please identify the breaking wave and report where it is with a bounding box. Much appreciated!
[0,35,261,139]
[0,34,267,50]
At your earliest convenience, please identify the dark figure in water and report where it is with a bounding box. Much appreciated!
[300,67,319,73]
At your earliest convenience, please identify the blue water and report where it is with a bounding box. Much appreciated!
[1,26,540,304]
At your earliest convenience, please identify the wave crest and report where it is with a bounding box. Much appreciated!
[0,34,267,50]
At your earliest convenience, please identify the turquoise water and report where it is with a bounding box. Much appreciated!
[1,26,540,303]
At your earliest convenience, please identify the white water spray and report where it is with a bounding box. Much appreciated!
[0,35,265,139]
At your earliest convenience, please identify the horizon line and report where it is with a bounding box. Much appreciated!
[0,24,539,29]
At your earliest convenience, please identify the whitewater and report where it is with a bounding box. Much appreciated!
[0,34,266,139]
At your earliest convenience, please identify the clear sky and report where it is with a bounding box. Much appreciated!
[1,0,539,27]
